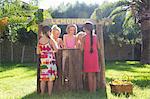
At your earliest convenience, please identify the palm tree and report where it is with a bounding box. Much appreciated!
[109,0,150,64]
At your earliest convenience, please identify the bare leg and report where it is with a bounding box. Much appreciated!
[87,73,93,92]
[48,81,53,96]
[40,81,46,95]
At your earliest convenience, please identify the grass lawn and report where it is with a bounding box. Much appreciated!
[0,61,150,99]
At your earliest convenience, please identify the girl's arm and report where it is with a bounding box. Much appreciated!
[75,35,77,48]
[63,35,67,48]
[80,36,85,51]
[75,36,79,48]
[59,38,64,48]
[50,39,58,52]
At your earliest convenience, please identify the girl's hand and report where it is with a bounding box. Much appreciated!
[59,38,64,48]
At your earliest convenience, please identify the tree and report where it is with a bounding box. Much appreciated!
[0,0,38,62]
[17,28,37,63]
[51,1,98,36]
[91,2,124,43]
[52,1,98,18]
[91,1,141,45]
[109,0,150,64]
[91,1,143,89]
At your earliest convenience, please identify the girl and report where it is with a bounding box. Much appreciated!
[81,22,100,92]
[76,31,86,49]
[62,24,77,83]
[51,25,64,49]
[63,24,77,48]
[37,26,58,95]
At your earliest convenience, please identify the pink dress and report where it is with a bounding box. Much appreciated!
[65,35,76,48]
[83,34,100,72]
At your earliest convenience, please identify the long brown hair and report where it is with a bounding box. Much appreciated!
[42,26,51,38]
[83,23,94,53]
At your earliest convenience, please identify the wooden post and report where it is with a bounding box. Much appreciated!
[96,24,106,89]
[37,25,43,93]
[37,54,40,93]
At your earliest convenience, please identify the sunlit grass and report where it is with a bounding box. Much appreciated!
[106,61,150,99]
[0,63,36,99]
[0,61,150,99]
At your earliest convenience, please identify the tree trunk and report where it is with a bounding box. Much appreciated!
[131,44,135,60]
[140,13,150,64]
[33,47,36,62]
[118,46,121,60]
[21,45,25,63]
[10,42,13,62]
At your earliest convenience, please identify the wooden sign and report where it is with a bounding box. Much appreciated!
[40,18,112,25]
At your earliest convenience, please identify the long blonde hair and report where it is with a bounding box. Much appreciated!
[51,25,61,33]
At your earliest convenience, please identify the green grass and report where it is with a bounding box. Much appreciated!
[0,61,150,99]
[106,61,150,99]
[0,63,37,99]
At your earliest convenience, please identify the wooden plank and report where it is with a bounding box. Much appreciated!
[40,18,112,25]
[53,50,63,91]
[53,49,83,91]
[96,24,106,89]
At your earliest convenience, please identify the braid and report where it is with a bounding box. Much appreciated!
[90,30,93,53]
[83,22,94,53]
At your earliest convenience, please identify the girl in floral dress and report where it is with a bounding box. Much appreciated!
[37,26,58,95]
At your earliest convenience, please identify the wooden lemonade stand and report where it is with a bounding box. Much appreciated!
[37,18,112,92]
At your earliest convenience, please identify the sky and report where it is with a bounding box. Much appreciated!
[22,0,119,9]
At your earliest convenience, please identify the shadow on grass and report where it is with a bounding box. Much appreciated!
[106,61,147,72]
[0,63,37,72]
[22,89,107,99]
[132,79,150,88]
[106,61,150,89]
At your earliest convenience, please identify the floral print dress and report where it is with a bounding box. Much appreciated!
[38,41,57,81]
